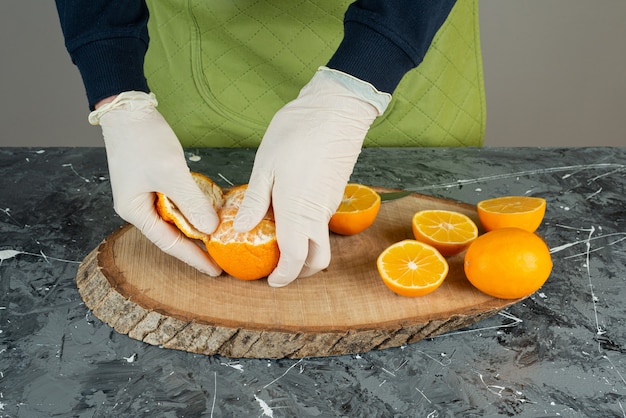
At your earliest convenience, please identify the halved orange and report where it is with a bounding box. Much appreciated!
[411,210,478,256]
[477,196,546,232]
[329,183,381,235]
[376,240,449,297]
[155,172,224,240]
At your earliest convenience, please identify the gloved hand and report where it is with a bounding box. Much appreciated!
[88,91,222,275]
[234,67,391,287]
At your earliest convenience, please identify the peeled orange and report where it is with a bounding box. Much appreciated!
[477,196,546,232]
[377,240,449,297]
[463,228,552,299]
[411,210,478,256]
[329,183,381,235]
[204,185,279,281]
[155,173,279,281]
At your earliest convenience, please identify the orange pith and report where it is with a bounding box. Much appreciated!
[155,172,224,240]
[377,240,449,297]
[329,183,381,235]
[205,185,279,280]
[477,196,546,232]
[155,174,279,281]
[463,228,552,299]
[411,210,478,256]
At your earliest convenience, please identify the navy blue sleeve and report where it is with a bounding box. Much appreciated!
[327,0,457,93]
[54,0,150,109]
[55,1,455,109]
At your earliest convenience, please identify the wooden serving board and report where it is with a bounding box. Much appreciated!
[76,189,521,359]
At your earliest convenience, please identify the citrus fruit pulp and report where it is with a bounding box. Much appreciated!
[376,239,449,297]
[411,210,478,256]
[477,196,546,232]
[329,183,381,235]
[463,228,552,299]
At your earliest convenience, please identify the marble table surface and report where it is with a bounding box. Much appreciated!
[1,147,625,417]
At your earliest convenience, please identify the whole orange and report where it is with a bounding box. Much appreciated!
[463,228,552,299]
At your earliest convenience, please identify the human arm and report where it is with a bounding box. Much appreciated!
[54,0,150,108]
[327,0,457,93]
[55,2,222,275]
[235,1,457,287]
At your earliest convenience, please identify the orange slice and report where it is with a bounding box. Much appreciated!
[411,210,478,256]
[155,172,224,240]
[204,185,280,281]
[329,183,381,235]
[464,228,553,299]
[477,196,546,232]
[376,240,449,297]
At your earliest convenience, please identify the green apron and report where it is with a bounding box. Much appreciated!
[144,0,485,148]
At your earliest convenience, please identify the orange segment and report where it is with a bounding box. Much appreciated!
[205,185,279,280]
[464,228,553,299]
[329,183,381,235]
[411,210,478,256]
[477,196,546,232]
[376,240,449,297]
[155,172,224,240]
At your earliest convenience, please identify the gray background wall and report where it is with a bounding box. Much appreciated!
[1,1,624,148]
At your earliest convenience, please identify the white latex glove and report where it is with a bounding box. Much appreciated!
[234,67,391,287]
[88,91,221,275]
